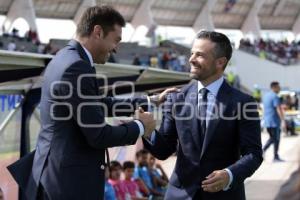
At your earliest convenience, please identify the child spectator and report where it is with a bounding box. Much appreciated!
[104,167,117,200]
[108,161,127,200]
[122,161,148,200]
[134,149,164,198]
[148,155,168,195]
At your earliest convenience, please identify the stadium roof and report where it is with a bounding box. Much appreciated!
[1,0,300,32]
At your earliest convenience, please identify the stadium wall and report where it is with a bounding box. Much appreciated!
[229,50,300,91]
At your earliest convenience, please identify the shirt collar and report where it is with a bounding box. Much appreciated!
[198,76,224,97]
[82,46,94,66]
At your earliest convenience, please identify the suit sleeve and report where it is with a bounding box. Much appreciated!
[100,96,148,117]
[142,93,178,160]
[227,96,263,189]
[56,60,140,149]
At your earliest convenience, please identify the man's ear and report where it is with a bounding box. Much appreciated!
[93,25,103,39]
[216,57,227,70]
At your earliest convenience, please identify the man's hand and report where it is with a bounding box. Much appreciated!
[201,170,230,193]
[134,108,156,138]
[150,87,180,106]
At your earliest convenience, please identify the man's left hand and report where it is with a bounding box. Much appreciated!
[150,87,180,106]
[201,170,230,193]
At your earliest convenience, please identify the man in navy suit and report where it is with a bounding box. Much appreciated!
[8,6,175,200]
[143,31,263,200]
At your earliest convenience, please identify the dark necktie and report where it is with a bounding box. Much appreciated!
[199,88,209,138]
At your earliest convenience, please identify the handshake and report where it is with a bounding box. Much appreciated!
[134,107,156,138]
[133,87,179,138]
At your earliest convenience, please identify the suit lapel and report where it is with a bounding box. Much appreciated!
[183,82,202,151]
[67,39,91,64]
[200,81,232,159]
[67,39,100,92]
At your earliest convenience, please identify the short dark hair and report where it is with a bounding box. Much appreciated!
[270,81,279,88]
[109,160,122,171]
[135,149,149,158]
[123,161,135,170]
[76,5,126,37]
[195,30,232,69]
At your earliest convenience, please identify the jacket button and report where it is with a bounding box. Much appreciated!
[100,165,105,170]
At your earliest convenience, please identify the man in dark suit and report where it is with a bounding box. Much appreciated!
[8,6,174,200]
[143,31,263,200]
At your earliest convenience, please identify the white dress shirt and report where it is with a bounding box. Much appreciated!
[82,44,145,136]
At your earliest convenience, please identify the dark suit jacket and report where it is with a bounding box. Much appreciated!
[143,80,263,200]
[8,40,148,200]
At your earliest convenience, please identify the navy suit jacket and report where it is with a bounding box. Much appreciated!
[8,40,148,200]
[143,80,263,200]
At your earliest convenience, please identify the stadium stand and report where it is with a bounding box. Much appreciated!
[239,38,300,65]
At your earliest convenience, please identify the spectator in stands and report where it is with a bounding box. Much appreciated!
[122,161,148,200]
[11,28,19,38]
[148,155,168,195]
[283,95,293,110]
[134,149,164,198]
[132,54,141,66]
[19,45,26,52]
[104,166,117,200]
[226,71,235,86]
[150,54,158,68]
[43,41,53,54]
[37,42,45,54]
[108,161,127,200]
[252,85,262,102]
[161,52,170,69]
[294,94,299,110]
[239,37,300,65]
[224,0,236,12]
[0,187,3,200]
[26,29,38,44]
[285,117,296,136]
[170,52,181,71]
[262,81,287,162]
[178,53,187,72]
[232,74,241,90]
[7,39,16,51]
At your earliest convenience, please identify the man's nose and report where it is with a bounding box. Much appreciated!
[189,54,196,63]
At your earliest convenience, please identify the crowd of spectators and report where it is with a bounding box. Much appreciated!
[131,51,189,72]
[105,149,168,200]
[0,27,58,55]
[239,38,300,65]
[0,28,189,73]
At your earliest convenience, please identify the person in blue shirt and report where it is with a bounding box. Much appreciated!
[104,167,117,200]
[262,81,286,162]
[133,149,164,198]
[148,155,168,194]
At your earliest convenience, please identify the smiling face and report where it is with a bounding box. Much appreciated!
[189,38,227,85]
[93,24,122,64]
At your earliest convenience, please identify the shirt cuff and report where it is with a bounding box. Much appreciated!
[147,95,154,112]
[134,120,145,137]
[143,131,156,144]
[223,168,233,191]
